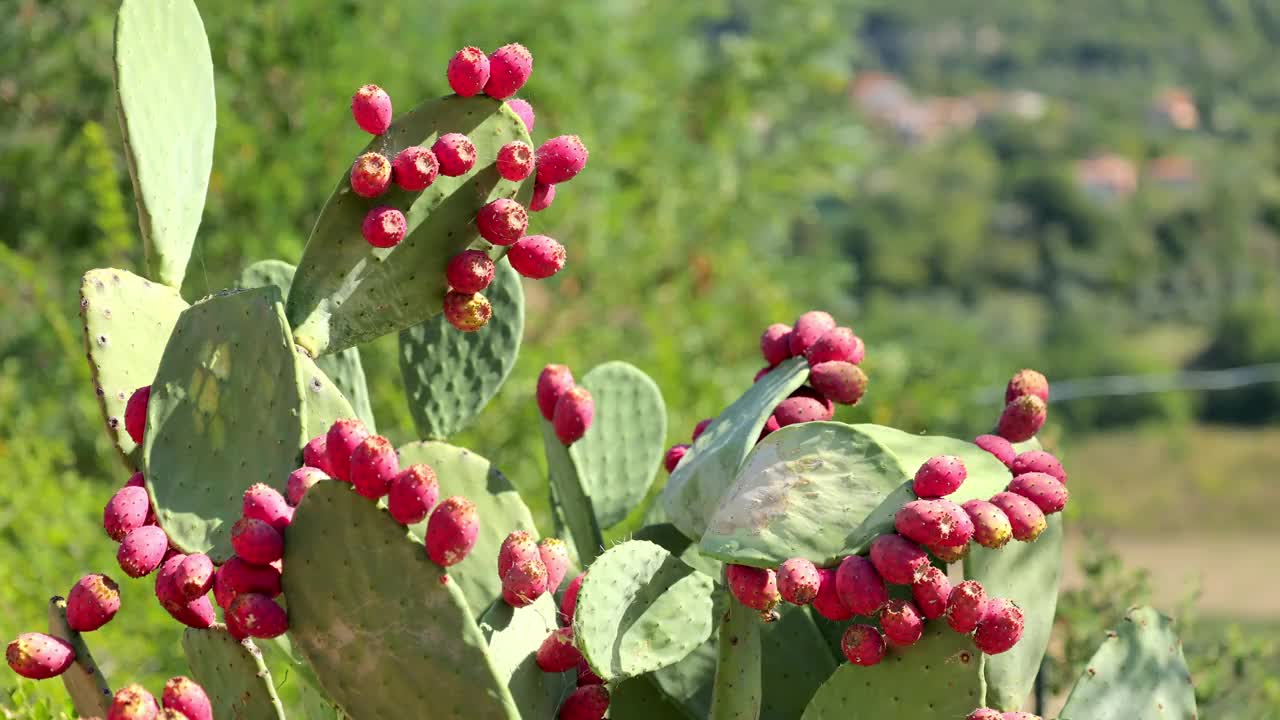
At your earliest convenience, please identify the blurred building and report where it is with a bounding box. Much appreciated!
[1148,88,1200,130]
[1146,155,1200,191]
[1074,153,1138,201]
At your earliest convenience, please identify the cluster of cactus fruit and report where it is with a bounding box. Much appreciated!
[6,1,1200,718]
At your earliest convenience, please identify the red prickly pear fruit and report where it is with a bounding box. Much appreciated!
[974,597,1025,655]
[894,499,965,548]
[792,386,835,417]
[476,198,529,246]
[946,501,975,547]
[431,133,477,177]
[1002,713,1043,720]
[788,311,837,357]
[536,627,582,672]
[965,710,1003,720]
[974,434,1016,469]
[104,485,151,542]
[663,444,689,473]
[302,435,332,475]
[243,483,293,530]
[910,565,952,620]
[443,290,492,332]
[869,534,929,585]
[929,542,970,563]
[1005,369,1049,404]
[758,414,782,440]
[914,455,968,498]
[834,555,888,615]
[349,152,392,198]
[498,531,541,579]
[125,385,150,444]
[6,633,74,680]
[536,364,576,421]
[230,518,284,565]
[447,46,490,97]
[509,235,567,279]
[217,556,282,599]
[880,598,925,646]
[530,182,556,212]
[1008,472,1069,515]
[166,595,216,630]
[496,141,534,182]
[66,573,121,632]
[725,564,781,612]
[286,467,328,507]
[391,146,439,192]
[325,418,369,483]
[559,684,609,720]
[560,573,585,626]
[692,418,713,441]
[535,135,589,185]
[553,387,594,445]
[125,471,146,488]
[445,250,496,295]
[989,492,1047,542]
[425,496,480,567]
[108,683,160,720]
[350,435,399,500]
[1010,450,1067,485]
[840,624,886,666]
[507,98,535,132]
[162,676,212,720]
[777,558,821,605]
[502,558,549,607]
[806,327,865,366]
[228,593,288,639]
[213,568,237,610]
[118,525,168,578]
[173,554,214,602]
[962,499,1013,549]
[812,567,855,621]
[945,580,988,634]
[362,206,406,249]
[576,657,603,686]
[539,538,570,592]
[485,43,533,100]
[997,395,1047,443]
[387,464,439,525]
[351,84,392,135]
[155,553,187,606]
[809,361,868,406]
[760,323,794,366]
[772,396,830,428]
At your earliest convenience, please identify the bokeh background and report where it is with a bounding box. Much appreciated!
[3,0,1279,716]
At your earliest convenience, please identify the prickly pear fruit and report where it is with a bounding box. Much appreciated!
[530,182,556,212]
[498,531,541,579]
[835,555,888,616]
[536,135,589,185]
[509,235,567,279]
[445,250,496,294]
[537,364,576,421]
[125,471,146,488]
[443,290,492,332]
[431,133,477,177]
[104,485,152,542]
[1005,369,1049,404]
[216,556,281,600]
[162,676,212,720]
[539,538,570,592]
[772,396,831,427]
[1010,450,1067,485]
[496,141,534,182]
[895,499,969,548]
[692,418,713,442]
[966,710,1003,720]
[560,573,585,626]
[869,534,929,585]
[536,627,582,672]
[760,323,794,366]
[350,435,399,500]
[840,624,886,666]
[879,598,924,646]
[349,152,392,198]
[1002,713,1043,720]
[558,684,609,720]
[962,499,1013,549]
[997,395,1047,443]
[125,385,150,444]
[989,491,1047,542]
[812,566,855,621]
[945,580,987,634]
[302,435,332,475]
[914,455,967,498]
[108,683,160,720]
[228,593,288,639]
[777,558,821,605]
[502,558,549,607]
[242,484,293,531]
[929,542,970,563]
[447,46,490,97]
[66,573,121,632]
[974,597,1024,655]
[476,198,529,246]
[725,564,781,612]
[351,84,392,135]
[425,496,480,567]
[805,327,865,366]
[159,584,216,630]
[809,361,868,405]
[392,145,439,192]
[1008,472,1069,514]
[230,518,284,565]
[553,387,594,445]
[507,98,535,132]
[286,467,327,507]
[910,565,952,620]
[663,444,689,473]
[325,418,369,483]
[759,414,782,439]
[788,311,836,357]
[362,206,407,249]
[974,434,1016,469]
[6,633,74,680]
[946,501,975,547]
[387,464,440,525]
[576,657,603,686]
[173,554,214,602]
[118,525,168,578]
[155,553,188,606]
[485,43,533,100]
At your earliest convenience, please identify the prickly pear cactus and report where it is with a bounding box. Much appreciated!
[47,598,110,718]
[183,626,286,720]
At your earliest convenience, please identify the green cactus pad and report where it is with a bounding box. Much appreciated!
[259,636,346,720]
[144,287,306,561]
[478,594,574,719]
[662,357,809,540]
[287,96,535,357]
[652,638,717,719]
[113,0,215,289]
[709,599,762,720]
[398,441,539,615]
[610,677,697,720]
[1059,606,1197,720]
[698,421,1012,567]
[182,626,286,720]
[317,349,377,432]
[569,362,668,528]
[541,419,605,565]
[79,268,188,470]
[800,622,986,719]
[47,597,111,719]
[295,349,358,441]
[399,257,524,440]
[282,480,520,719]
[237,259,297,296]
[760,606,839,718]
[574,540,715,682]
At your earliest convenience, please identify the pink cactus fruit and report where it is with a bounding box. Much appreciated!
[104,485,152,542]
[387,464,440,525]
[841,624,886,666]
[788,311,837,357]
[913,455,968,498]
[286,467,328,507]
[539,538,570,592]
[447,46,490,97]
[125,471,146,488]
[66,573,121,632]
[869,534,929,585]
[989,491,1048,542]
[537,365,576,420]
[213,565,237,610]
[6,633,74,680]
[154,553,188,608]
[476,198,529,246]
[349,152,392,198]
[228,593,288,639]
[759,414,782,440]
[108,683,160,720]
[809,361,869,406]
[576,657,603,686]
[217,556,282,600]
[558,684,610,720]
[880,598,925,647]
[350,435,400,500]
[361,206,407,249]
[929,542,970,564]
[945,580,988,634]
[663,444,690,473]
[485,43,533,100]
[725,564,781,612]
[535,135,589,185]
[1008,472,1069,515]
[162,592,216,630]
[946,500,976,547]
[962,499,1014,549]
[243,483,293,530]
[507,98,535,132]
[1002,713,1043,720]
[973,434,1016,469]
[966,710,1004,720]
[162,677,212,720]
[760,323,794,367]
[754,366,771,382]
[125,385,150,444]
[498,531,541,579]
[230,518,284,565]
[974,597,1025,655]
[502,558,549,607]
[910,565,952,620]
[834,555,888,615]
[536,627,583,672]
[443,290,492,332]
[351,84,392,135]
[771,396,831,428]
[509,235,567,279]
[432,133,477,177]
[1005,369,1049,404]
[811,567,855,621]
[425,496,480,567]
[777,558,821,605]
[895,499,970,548]
[1010,450,1067,485]
[173,554,215,602]
[794,386,835,416]
[691,418,713,442]
[997,395,1047,443]
[496,141,535,182]
[118,525,168,578]
[302,434,332,475]
[553,387,594,445]
[325,418,370,483]
[530,182,556,212]
[560,572,585,626]
[392,146,439,192]
[805,327,866,366]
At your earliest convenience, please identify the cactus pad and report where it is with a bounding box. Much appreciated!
[709,598,762,720]
[113,0,215,289]
[610,677,697,719]
[541,419,604,565]
[399,257,524,440]
[760,606,839,718]
[478,594,574,719]
[295,349,358,441]
[47,597,111,718]
[144,287,306,561]
[182,625,286,720]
